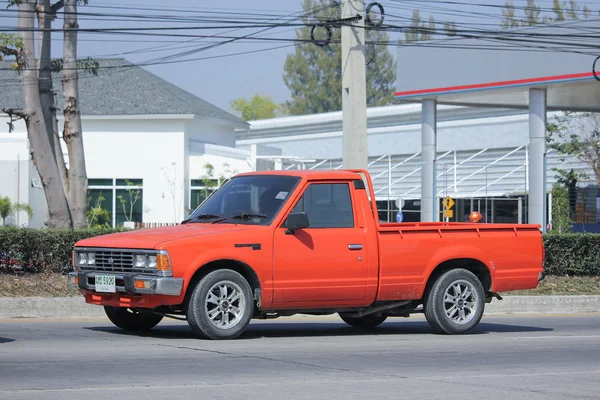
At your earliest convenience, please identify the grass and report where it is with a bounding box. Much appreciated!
[0,273,78,297]
[0,274,599,297]
[502,275,600,296]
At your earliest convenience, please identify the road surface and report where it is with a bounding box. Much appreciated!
[1,313,599,399]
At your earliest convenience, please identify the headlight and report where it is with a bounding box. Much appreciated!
[87,253,95,265]
[79,252,88,265]
[148,255,157,269]
[135,254,148,268]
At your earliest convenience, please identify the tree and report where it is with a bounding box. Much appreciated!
[0,0,92,229]
[551,0,566,21]
[282,0,397,115]
[0,196,34,226]
[503,0,591,27]
[501,1,520,29]
[62,0,88,228]
[403,10,437,44]
[1,0,72,229]
[116,180,142,224]
[523,0,541,25]
[443,21,457,36]
[86,191,111,228]
[231,93,284,121]
[549,183,572,234]
[547,112,600,185]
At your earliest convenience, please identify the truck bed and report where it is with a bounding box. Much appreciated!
[375,222,543,301]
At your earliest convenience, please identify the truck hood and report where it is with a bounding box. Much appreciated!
[75,224,258,249]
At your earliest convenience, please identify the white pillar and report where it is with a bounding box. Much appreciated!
[421,99,438,222]
[528,88,547,233]
[250,144,257,172]
[341,0,367,169]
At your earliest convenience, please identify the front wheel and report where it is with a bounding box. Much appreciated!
[339,313,388,329]
[424,269,485,335]
[104,306,164,331]
[186,269,254,340]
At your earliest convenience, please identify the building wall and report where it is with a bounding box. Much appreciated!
[79,117,188,225]
[238,105,592,200]
[0,114,248,227]
[0,123,32,227]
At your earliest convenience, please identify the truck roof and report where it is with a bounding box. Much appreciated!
[237,170,364,180]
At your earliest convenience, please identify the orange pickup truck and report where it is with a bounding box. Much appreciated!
[69,170,544,340]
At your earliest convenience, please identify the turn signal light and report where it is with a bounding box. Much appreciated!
[134,280,151,289]
[156,253,171,271]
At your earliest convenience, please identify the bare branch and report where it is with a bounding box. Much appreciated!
[2,108,26,119]
[0,46,18,57]
[51,0,64,12]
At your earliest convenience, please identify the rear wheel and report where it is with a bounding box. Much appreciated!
[424,269,485,335]
[104,307,163,331]
[339,313,388,329]
[186,269,254,340]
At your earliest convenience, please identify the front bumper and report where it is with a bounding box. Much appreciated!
[68,271,183,296]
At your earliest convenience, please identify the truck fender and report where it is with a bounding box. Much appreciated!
[422,245,494,290]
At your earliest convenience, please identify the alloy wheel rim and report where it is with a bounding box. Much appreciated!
[443,279,478,325]
[205,280,245,329]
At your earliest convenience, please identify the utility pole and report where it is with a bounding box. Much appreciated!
[341,0,367,169]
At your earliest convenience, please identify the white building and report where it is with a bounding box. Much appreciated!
[239,104,592,227]
[0,58,264,228]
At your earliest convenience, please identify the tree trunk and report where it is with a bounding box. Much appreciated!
[62,0,88,229]
[18,0,72,229]
[37,0,70,198]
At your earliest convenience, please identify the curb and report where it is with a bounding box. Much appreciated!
[484,295,600,315]
[0,296,599,320]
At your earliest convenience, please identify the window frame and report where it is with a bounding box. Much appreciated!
[88,178,143,228]
[284,181,357,229]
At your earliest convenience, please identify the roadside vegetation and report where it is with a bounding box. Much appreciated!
[0,227,598,297]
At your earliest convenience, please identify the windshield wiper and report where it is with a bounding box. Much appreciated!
[181,213,221,224]
[211,213,267,224]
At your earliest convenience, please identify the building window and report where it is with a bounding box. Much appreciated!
[88,179,143,228]
[190,179,220,212]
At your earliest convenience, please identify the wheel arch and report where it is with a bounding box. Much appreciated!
[184,259,261,310]
[423,258,492,301]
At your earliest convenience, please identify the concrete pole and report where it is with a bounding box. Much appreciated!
[528,88,547,233]
[341,0,367,169]
[421,99,438,222]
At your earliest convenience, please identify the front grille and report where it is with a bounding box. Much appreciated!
[80,250,156,274]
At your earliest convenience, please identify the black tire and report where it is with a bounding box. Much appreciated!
[339,313,388,329]
[186,269,254,340]
[104,306,163,331]
[424,268,485,335]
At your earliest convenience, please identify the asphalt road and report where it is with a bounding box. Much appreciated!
[1,313,599,400]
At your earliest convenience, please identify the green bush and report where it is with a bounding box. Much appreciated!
[543,234,600,276]
[0,227,122,274]
[1,228,599,277]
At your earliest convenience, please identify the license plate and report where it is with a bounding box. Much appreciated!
[95,275,116,293]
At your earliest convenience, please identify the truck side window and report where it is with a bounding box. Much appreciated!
[292,183,354,228]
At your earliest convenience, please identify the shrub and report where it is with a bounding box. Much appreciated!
[0,227,122,274]
[543,234,600,276]
[1,228,599,277]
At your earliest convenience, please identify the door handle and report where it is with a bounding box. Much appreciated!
[348,244,363,250]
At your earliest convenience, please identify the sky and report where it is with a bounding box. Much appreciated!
[1,0,599,115]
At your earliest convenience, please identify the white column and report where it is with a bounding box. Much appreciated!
[421,99,438,222]
[341,0,367,169]
[528,88,547,233]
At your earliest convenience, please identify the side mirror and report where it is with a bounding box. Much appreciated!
[285,212,309,234]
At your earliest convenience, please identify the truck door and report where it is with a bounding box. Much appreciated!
[272,181,368,303]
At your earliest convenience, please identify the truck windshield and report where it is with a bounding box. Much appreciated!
[185,175,301,225]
